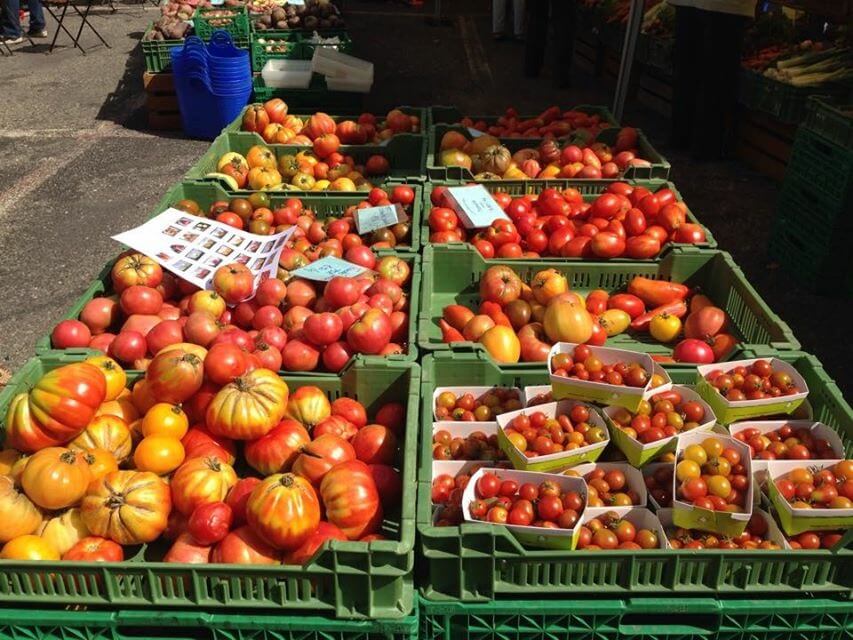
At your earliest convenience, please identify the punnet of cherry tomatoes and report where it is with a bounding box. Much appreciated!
[0,356,410,565]
[427,181,711,260]
[48,247,415,374]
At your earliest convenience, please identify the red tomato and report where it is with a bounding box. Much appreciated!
[589,232,626,258]
[187,501,233,545]
[428,207,458,232]
[625,235,661,259]
[63,536,124,562]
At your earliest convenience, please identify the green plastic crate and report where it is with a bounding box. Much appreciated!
[141,26,250,73]
[35,244,421,368]
[803,96,853,151]
[786,129,853,215]
[142,180,423,250]
[421,179,718,255]
[249,30,303,71]
[427,104,619,130]
[193,6,250,40]
[185,131,426,186]
[250,32,354,72]
[0,355,419,618]
[738,69,852,125]
[419,595,853,640]
[426,124,670,181]
[252,74,365,113]
[223,105,428,139]
[0,605,419,640]
[417,244,799,372]
[416,351,853,601]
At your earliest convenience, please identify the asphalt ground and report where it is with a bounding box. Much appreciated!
[1,0,850,397]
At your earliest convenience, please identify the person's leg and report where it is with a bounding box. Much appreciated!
[523,0,547,76]
[492,0,507,37]
[549,0,575,87]
[1,0,23,38]
[670,6,701,148]
[26,0,45,33]
[512,0,525,38]
[690,10,747,159]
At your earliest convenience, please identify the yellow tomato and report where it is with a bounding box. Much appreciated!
[141,403,189,440]
[649,313,682,343]
[676,460,701,482]
[702,437,724,458]
[1,535,59,561]
[96,397,139,424]
[507,431,527,452]
[479,325,521,364]
[85,355,127,401]
[599,309,631,337]
[133,436,185,476]
[707,475,731,498]
[683,444,708,466]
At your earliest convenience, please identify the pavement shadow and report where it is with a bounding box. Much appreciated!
[95,27,149,130]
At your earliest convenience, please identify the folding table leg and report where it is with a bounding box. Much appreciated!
[45,3,73,53]
[72,0,110,51]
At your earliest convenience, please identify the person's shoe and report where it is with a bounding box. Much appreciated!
[27,29,48,38]
[1,35,24,44]
[19,10,28,20]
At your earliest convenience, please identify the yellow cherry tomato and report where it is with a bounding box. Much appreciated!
[649,313,682,343]
[702,437,724,458]
[683,444,708,466]
[676,460,701,482]
[133,436,185,475]
[141,403,189,440]
[598,309,631,337]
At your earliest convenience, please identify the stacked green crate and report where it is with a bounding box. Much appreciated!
[141,26,251,73]
[0,356,420,619]
[769,98,853,294]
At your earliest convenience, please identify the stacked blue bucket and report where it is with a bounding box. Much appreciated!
[170,31,252,140]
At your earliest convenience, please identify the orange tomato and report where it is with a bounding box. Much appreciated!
[0,449,22,476]
[479,325,521,363]
[85,355,127,401]
[0,535,59,561]
[85,448,118,485]
[96,396,139,424]
[141,403,189,440]
[21,447,92,511]
[133,436,185,475]
[246,145,276,170]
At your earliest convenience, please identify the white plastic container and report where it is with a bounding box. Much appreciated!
[312,47,374,82]
[261,59,312,89]
[326,75,372,93]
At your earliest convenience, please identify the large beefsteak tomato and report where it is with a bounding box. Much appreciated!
[285,386,330,431]
[206,369,289,440]
[69,414,132,464]
[0,475,42,543]
[21,447,92,510]
[170,456,238,516]
[146,349,205,404]
[5,363,106,452]
[244,419,310,475]
[81,470,171,545]
[246,473,320,550]
[320,460,383,540]
[292,434,355,485]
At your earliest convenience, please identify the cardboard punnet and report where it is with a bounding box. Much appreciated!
[580,506,668,549]
[728,420,845,481]
[766,460,853,535]
[432,385,523,421]
[549,343,672,412]
[658,507,787,548]
[462,467,587,549]
[603,385,717,467]
[695,358,809,425]
[572,461,648,508]
[672,431,754,537]
[523,385,552,407]
[496,400,609,472]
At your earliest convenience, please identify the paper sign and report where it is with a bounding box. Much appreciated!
[291,256,369,281]
[112,208,294,291]
[467,127,486,138]
[446,185,510,229]
[354,203,406,234]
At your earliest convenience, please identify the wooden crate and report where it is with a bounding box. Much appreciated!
[638,69,672,118]
[736,107,796,181]
[143,71,181,131]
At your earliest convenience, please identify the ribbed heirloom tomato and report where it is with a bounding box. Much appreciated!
[146,349,205,404]
[285,386,331,431]
[70,414,132,464]
[246,473,321,550]
[320,460,383,540]
[244,419,311,475]
[292,434,356,485]
[82,470,171,545]
[170,455,238,516]
[21,447,92,511]
[0,476,42,543]
[206,369,289,440]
